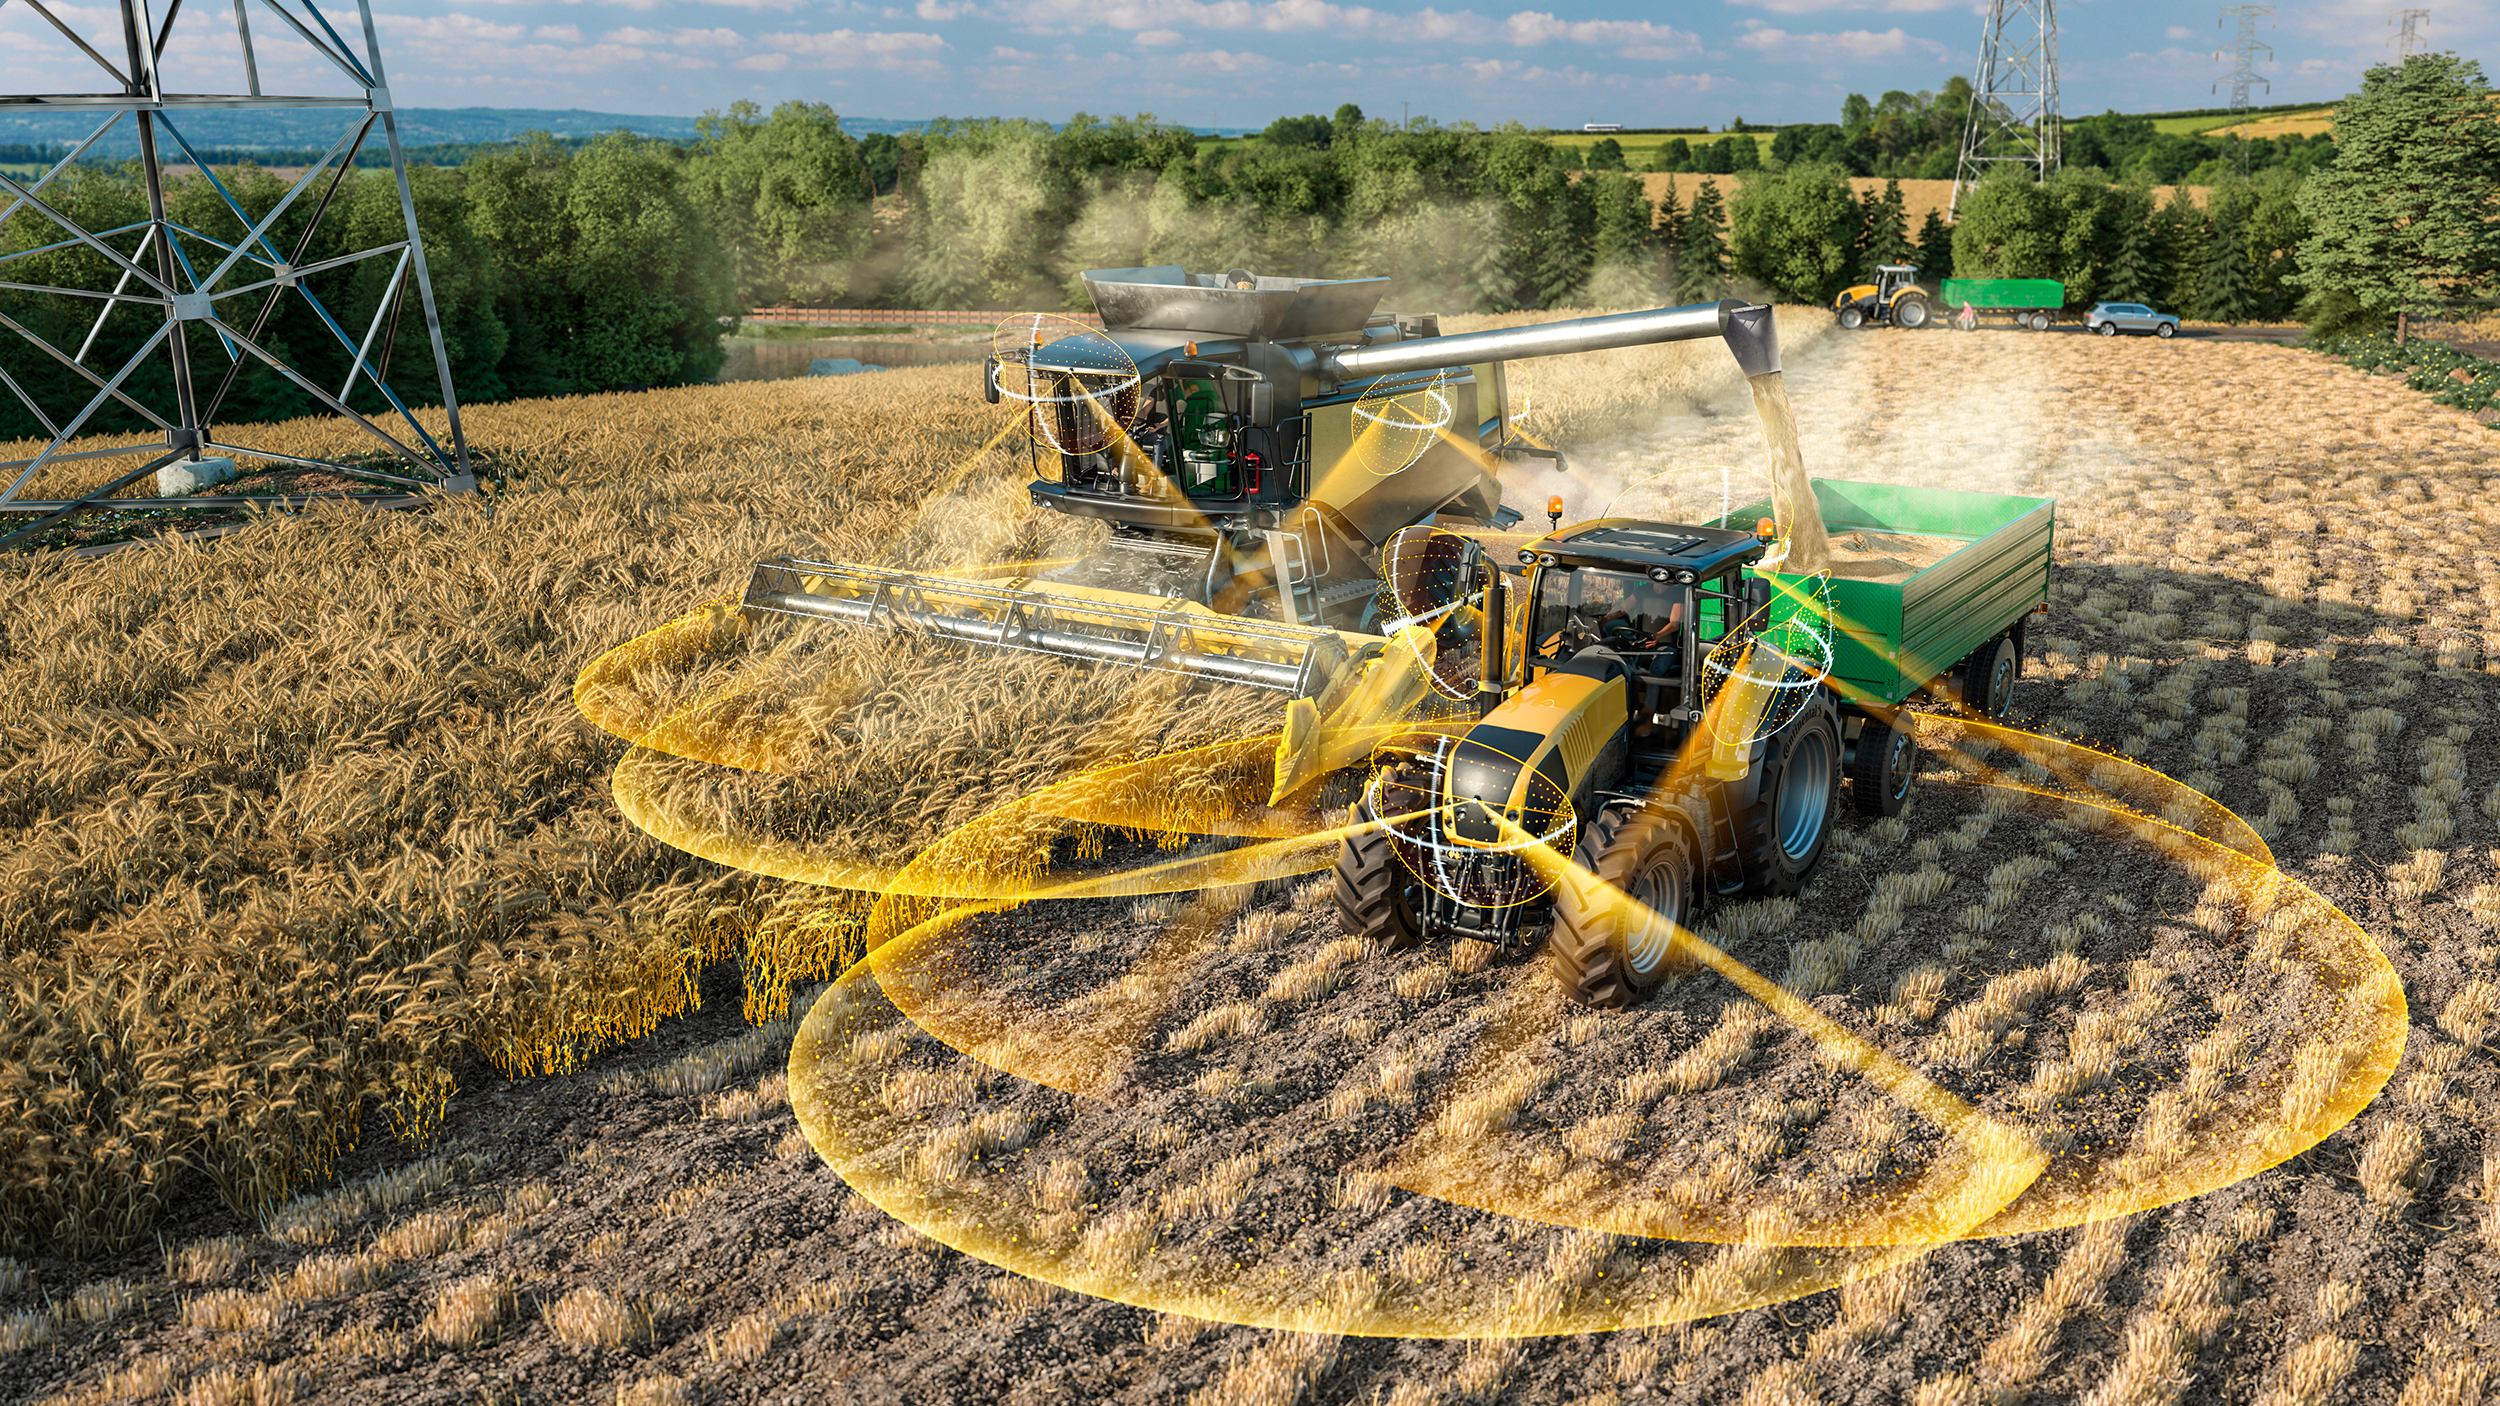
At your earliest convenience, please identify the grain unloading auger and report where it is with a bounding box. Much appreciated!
[740,267,1784,798]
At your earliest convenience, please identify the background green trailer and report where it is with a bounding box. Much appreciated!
[1938,278,2068,331]
[1718,476,2056,710]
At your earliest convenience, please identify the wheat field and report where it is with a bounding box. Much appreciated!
[3,313,2497,1404]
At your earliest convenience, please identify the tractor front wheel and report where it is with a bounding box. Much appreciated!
[1336,769,1428,951]
[1838,305,1867,329]
[1549,806,1698,1010]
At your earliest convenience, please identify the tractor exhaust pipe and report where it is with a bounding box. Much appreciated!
[1323,299,1772,384]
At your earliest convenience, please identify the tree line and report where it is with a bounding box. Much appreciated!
[0,56,2486,440]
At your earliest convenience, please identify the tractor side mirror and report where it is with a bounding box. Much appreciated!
[1744,575,1774,625]
[982,357,1001,405]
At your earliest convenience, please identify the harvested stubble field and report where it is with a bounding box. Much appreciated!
[2,309,2498,1405]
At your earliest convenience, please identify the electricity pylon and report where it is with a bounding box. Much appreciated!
[1952,0,2060,219]
[2216,7,2275,113]
[0,0,472,551]
[2390,9,2430,56]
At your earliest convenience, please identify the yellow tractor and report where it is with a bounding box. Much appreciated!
[1831,264,1932,330]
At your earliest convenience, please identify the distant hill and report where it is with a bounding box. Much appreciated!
[0,107,708,151]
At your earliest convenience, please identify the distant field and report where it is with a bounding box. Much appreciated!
[2199,108,2337,139]
[1639,173,2214,230]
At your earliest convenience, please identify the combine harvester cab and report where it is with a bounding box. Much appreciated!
[741,267,1776,719]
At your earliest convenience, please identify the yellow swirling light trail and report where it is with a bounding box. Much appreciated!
[576,595,2404,1339]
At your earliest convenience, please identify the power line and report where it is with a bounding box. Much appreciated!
[1952,0,2059,219]
[2389,8,2430,56]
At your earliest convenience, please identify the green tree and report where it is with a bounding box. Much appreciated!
[685,100,874,308]
[2187,186,2255,324]
[1648,138,1693,173]
[2293,53,2500,331]
[1912,206,1953,278]
[1586,137,1628,172]
[1950,170,2055,279]
[1674,178,1731,304]
[465,132,733,396]
[1730,161,1858,302]
[1862,178,1913,272]
[2098,181,2159,305]
[2244,168,2312,320]
[1587,173,1660,306]
[2147,190,2204,314]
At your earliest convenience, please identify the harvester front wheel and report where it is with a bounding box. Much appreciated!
[1336,783,1426,951]
[1549,806,1698,1009]
[1895,295,1931,329]
[1847,710,1919,817]
[1838,305,1867,330]
[1732,693,1841,897]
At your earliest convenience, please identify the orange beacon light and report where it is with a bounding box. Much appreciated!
[1547,495,1564,531]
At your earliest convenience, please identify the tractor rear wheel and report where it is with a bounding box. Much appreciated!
[1895,295,1931,329]
[1956,635,2019,720]
[1838,305,1866,329]
[1847,710,1919,817]
[1730,693,1841,898]
[1548,805,1698,1009]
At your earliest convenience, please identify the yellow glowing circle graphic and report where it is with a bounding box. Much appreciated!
[576,597,2406,1340]
[1350,371,1458,478]
[994,314,1142,458]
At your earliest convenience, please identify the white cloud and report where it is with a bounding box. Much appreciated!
[1178,46,1272,70]
[1500,12,1698,59]
[1734,22,1943,63]
[736,51,792,68]
[1135,27,1184,45]
[603,25,748,46]
[2163,25,2196,41]
[989,44,1041,59]
[534,23,585,40]
[1728,0,1960,16]
[755,27,951,64]
[916,0,966,17]
[373,13,530,43]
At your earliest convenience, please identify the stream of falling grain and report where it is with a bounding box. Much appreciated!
[1748,371,1831,573]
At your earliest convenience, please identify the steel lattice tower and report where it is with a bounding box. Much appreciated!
[2217,7,2275,113]
[1951,0,2060,219]
[0,0,471,551]
[2390,9,2430,56]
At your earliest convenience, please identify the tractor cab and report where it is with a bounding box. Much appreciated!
[1872,264,1919,301]
[1513,519,1770,781]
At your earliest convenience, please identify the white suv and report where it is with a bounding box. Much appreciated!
[2087,302,2180,338]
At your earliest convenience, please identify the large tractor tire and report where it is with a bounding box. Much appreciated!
[1894,294,1931,329]
[1730,692,1841,898]
[1956,635,2020,720]
[1846,709,1919,817]
[1336,765,1428,950]
[1548,805,1699,1009]
[1335,825,1425,950]
[1838,304,1867,329]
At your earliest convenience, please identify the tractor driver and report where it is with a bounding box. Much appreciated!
[1599,579,1684,662]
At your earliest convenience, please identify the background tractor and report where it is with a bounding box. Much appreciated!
[1831,264,1934,330]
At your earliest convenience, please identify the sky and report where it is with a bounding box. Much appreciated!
[0,0,2486,132]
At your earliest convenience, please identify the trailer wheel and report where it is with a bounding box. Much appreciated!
[1732,693,1841,898]
[1838,305,1866,330]
[1956,635,2019,720]
[1847,711,1919,817]
[1548,806,1697,1010]
[2030,311,2053,331]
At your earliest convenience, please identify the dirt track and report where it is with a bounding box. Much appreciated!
[6,325,2499,1406]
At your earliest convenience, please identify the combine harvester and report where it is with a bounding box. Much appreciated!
[741,267,2056,1008]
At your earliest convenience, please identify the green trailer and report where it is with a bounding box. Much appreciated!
[1938,277,2068,331]
[1719,475,2055,807]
